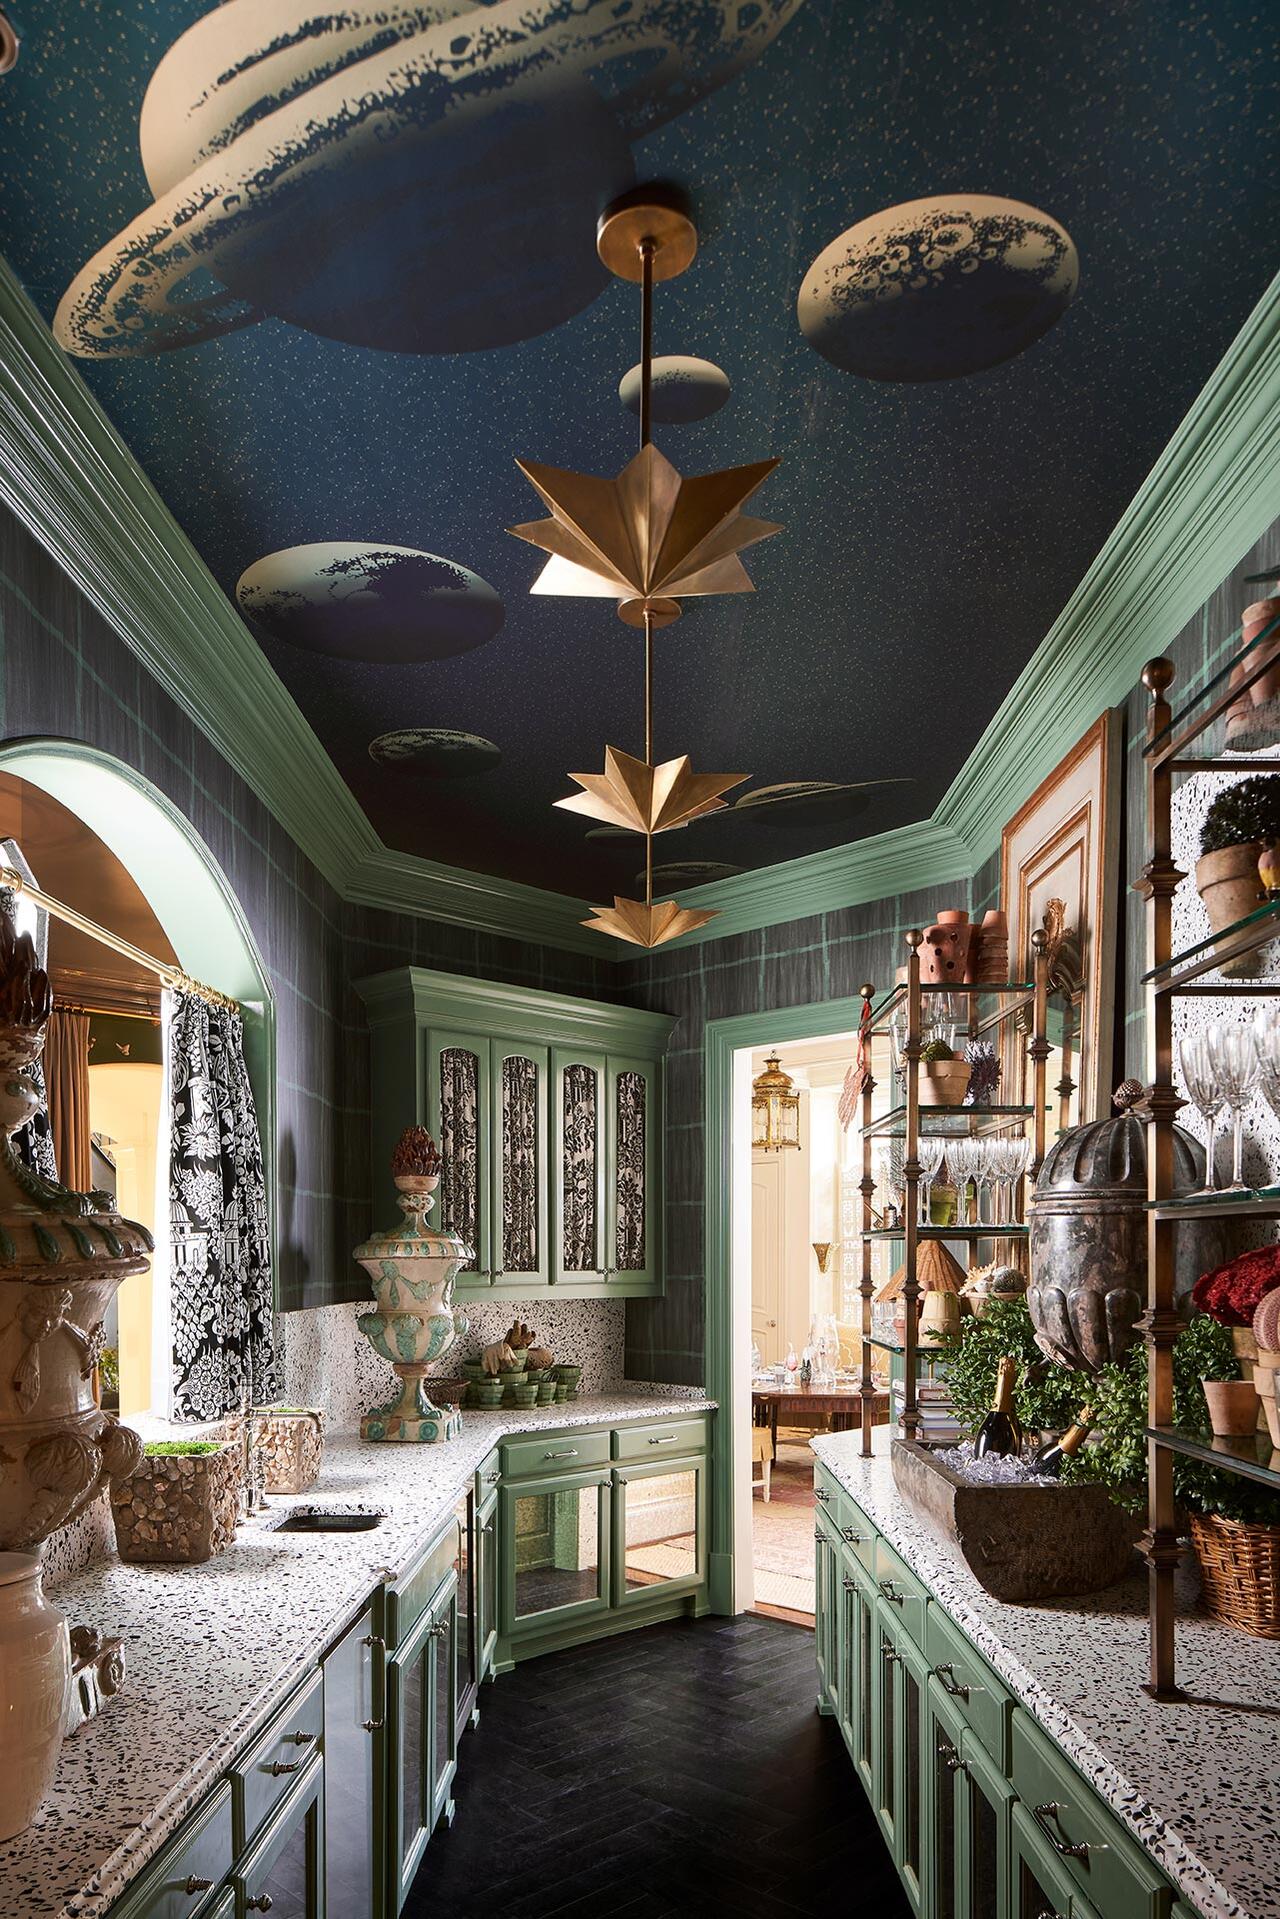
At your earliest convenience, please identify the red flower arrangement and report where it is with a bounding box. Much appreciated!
[1191,1245,1280,1327]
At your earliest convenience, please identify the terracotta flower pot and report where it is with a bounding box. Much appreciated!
[1257,1368,1280,1450]
[1195,844,1265,979]
[1201,1377,1259,1438]
[1224,598,1280,750]
[919,1059,971,1107]
[920,910,972,984]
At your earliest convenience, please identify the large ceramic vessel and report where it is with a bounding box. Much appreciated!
[0,1551,71,1841]
[354,1128,470,1442]
[1027,1084,1223,1372]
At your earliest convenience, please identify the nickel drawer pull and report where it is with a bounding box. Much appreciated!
[879,1579,905,1605]
[647,1435,678,1445]
[1031,1802,1102,1859]
[183,1878,213,1898]
[935,1736,963,1774]
[544,1448,579,1459]
[840,1526,862,1544]
[363,1632,387,1733]
[484,1470,500,1483]
[814,1488,831,1504]
[881,1646,901,1667]
[269,1759,302,1777]
[813,1528,825,1544]
[841,1574,854,1591]
[1035,1912,1067,1919]
[933,1662,970,1701]
[288,1728,316,1746]
[245,1898,273,1913]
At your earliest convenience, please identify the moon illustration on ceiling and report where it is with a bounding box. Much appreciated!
[636,859,744,890]
[734,780,911,826]
[54,0,806,359]
[619,355,731,424]
[798,195,1078,381]
[236,544,503,663]
[369,730,501,779]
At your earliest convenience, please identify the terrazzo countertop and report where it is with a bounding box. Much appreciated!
[812,1428,1279,1919]
[0,1389,714,1919]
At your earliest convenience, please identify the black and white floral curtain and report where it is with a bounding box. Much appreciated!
[168,990,277,1420]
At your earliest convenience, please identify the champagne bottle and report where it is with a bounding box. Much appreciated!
[973,1356,1023,1458]
[1032,1407,1095,1477]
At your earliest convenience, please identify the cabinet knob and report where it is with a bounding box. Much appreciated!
[288,1729,316,1746]
[484,1471,500,1483]
[429,1619,449,1639]
[268,1760,302,1777]
[246,1898,274,1913]
[493,1270,504,1280]
[183,1878,213,1897]
[935,1736,963,1774]
[841,1574,854,1591]
[881,1646,901,1667]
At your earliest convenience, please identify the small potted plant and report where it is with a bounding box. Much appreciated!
[1196,777,1280,977]
[1191,1245,1280,1431]
[919,1039,971,1107]
[110,1438,242,1565]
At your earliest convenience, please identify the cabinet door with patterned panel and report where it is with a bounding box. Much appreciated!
[551,1047,608,1286]
[427,1030,493,1287]
[605,1054,660,1291]
[489,1042,549,1288]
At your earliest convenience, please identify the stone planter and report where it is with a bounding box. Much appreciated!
[110,1442,242,1564]
[919,1059,971,1107]
[1195,843,1265,979]
[254,1407,324,1495]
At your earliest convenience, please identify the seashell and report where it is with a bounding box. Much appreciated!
[1253,1286,1280,1355]
[506,1320,536,1350]
[481,1340,515,1377]
[526,1345,554,1372]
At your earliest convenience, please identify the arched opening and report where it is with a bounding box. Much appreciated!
[0,739,276,1419]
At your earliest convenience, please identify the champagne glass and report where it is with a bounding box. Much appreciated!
[917,1136,945,1225]
[1002,1135,1034,1225]
[974,1139,998,1226]
[1254,1008,1280,1124]
[1208,1021,1260,1193]
[946,1139,976,1225]
[1178,1031,1223,1195]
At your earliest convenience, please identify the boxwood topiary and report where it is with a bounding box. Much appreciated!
[920,1039,955,1062]
[1200,775,1280,857]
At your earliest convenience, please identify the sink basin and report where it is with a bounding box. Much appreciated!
[273,1508,384,1534]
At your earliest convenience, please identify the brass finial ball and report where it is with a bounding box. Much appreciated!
[1142,657,1176,696]
[860,981,875,1001]
[905,928,923,950]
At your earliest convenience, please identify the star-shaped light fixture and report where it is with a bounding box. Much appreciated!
[510,187,783,947]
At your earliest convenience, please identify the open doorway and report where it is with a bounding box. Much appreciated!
[745,1032,889,1623]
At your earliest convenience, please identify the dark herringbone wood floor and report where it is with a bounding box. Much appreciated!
[404,1614,911,1918]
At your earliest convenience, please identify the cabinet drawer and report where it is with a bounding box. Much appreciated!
[500,1428,611,1479]
[872,1536,928,1649]
[1011,1710,1172,1919]
[390,1517,459,1646]
[612,1417,707,1462]
[232,1669,324,1853]
[115,1781,233,1919]
[475,1447,501,1507]
[924,1602,1013,1769]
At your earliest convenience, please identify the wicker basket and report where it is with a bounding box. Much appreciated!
[1189,1512,1280,1637]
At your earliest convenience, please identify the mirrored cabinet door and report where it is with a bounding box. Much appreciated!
[613,1458,704,1606]
[606,1055,659,1289]
[501,1473,611,1634]
[552,1049,606,1285]
[490,1042,549,1287]
[429,1030,492,1284]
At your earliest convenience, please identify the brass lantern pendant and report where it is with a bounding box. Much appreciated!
[752,1052,801,1151]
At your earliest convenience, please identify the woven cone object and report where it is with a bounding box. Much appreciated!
[876,1239,967,1302]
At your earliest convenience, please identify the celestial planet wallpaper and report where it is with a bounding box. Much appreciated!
[0,1,1276,896]
[619,355,732,424]
[235,545,503,664]
[798,195,1079,381]
[368,730,502,779]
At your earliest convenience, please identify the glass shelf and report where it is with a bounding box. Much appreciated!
[1147,1425,1280,1491]
[868,1336,949,1361]
[867,982,1034,1036]
[1146,1186,1280,1220]
[1142,897,1280,986]
[1144,610,1280,760]
[863,1102,1038,1140]
[862,1224,1028,1241]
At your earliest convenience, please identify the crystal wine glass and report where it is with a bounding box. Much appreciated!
[1000,1136,1034,1225]
[917,1136,945,1225]
[1254,1007,1280,1124]
[973,1139,999,1225]
[1208,1020,1260,1193]
[1178,1031,1223,1196]
[945,1139,977,1226]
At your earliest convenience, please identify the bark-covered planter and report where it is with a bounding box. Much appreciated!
[110,1441,241,1565]
[254,1407,324,1495]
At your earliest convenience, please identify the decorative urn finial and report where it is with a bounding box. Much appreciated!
[353,1127,470,1442]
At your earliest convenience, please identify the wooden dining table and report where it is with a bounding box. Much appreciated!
[751,1378,889,1446]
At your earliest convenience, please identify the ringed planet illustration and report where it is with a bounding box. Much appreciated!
[635,860,744,890]
[236,544,504,663]
[734,779,910,826]
[619,355,732,424]
[54,0,807,360]
[798,195,1078,381]
[368,731,502,779]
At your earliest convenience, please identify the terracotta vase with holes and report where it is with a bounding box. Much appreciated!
[920,910,972,984]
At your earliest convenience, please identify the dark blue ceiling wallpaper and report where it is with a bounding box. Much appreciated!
[1,2,1276,897]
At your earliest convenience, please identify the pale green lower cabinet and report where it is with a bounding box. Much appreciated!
[814,1462,1178,1919]
[387,1572,458,1912]
[321,1603,382,1919]
[235,1758,325,1919]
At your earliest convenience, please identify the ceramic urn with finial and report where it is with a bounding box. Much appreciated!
[354,1126,470,1442]
[0,907,151,1837]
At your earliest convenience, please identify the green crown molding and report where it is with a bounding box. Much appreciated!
[354,963,675,1051]
[2,251,1278,959]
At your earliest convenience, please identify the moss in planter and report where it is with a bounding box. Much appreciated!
[1200,776,1280,856]
[920,1039,955,1063]
[142,1440,226,1456]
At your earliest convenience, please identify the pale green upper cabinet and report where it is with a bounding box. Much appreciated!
[354,969,674,1299]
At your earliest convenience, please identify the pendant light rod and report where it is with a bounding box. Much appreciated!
[639,236,655,450]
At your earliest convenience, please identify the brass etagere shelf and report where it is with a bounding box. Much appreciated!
[1138,641,1280,1701]
[855,939,1050,1457]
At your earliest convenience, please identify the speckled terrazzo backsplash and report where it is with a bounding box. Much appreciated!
[43,1296,624,1588]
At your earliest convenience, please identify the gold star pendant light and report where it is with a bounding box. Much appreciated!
[510,187,783,949]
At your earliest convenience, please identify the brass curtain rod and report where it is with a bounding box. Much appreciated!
[0,864,241,1013]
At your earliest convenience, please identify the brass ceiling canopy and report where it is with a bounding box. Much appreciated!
[512,187,782,950]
